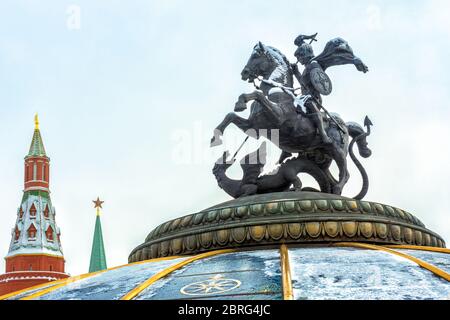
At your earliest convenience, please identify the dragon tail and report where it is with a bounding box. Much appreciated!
[349,116,373,200]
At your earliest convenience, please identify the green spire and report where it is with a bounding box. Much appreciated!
[28,114,47,157]
[89,214,107,273]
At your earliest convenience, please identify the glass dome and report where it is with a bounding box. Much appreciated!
[2,244,449,300]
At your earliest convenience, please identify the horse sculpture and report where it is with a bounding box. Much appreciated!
[210,42,372,196]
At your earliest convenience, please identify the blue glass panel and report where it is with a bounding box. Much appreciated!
[135,250,282,300]
[33,257,188,300]
[289,247,450,300]
[397,249,450,274]
[6,282,60,300]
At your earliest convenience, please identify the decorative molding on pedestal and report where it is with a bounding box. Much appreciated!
[129,192,446,263]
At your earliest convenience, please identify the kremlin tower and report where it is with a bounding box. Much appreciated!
[0,115,68,295]
[89,198,107,273]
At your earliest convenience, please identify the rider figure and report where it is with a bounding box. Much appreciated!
[291,33,369,145]
[292,34,332,144]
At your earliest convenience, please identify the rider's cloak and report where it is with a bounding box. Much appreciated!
[314,38,364,71]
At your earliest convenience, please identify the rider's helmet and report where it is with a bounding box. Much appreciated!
[295,44,314,65]
[294,33,317,65]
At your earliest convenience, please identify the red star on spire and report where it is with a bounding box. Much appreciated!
[93,197,104,209]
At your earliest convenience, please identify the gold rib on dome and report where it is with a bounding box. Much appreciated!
[27,114,47,157]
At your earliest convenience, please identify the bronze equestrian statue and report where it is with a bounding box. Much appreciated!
[210,34,373,198]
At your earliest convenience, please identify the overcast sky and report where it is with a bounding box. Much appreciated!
[0,0,449,276]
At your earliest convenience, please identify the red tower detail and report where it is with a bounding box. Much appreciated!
[0,115,69,296]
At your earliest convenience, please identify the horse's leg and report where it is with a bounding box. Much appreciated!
[323,168,338,190]
[292,176,303,191]
[211,113,253,146]
[330,148,350,195]
[236,91,283,125]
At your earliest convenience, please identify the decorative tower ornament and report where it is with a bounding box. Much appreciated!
[89,197,107,273]
[0,115,69,296]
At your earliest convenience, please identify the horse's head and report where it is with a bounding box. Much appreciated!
[241,42,292,86]
[241,42,274,83]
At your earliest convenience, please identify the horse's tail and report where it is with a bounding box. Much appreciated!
[346,120,372,158]
[212,152,242,198]
[348,117,373,200]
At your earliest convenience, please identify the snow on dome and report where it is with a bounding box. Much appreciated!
[3,246,450,300]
